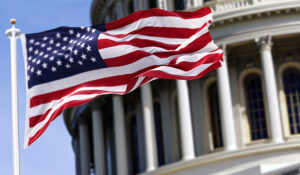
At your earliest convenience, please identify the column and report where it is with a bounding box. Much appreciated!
[256,36,284,143]
[186,0,193,9]
[193,0,203,6]
[113,95,129,175]
[116,0,125,18]
[133,0,143,11]
[166,0,174,10]
[92,104,106,175]
[79,117,91,175]
[216,45,238,151]
[157,0,164,9]
[138,0,145,10]
[141,84,158,171]
[176,80,195,160]
[158,0,169,10]
[229,65,242,148]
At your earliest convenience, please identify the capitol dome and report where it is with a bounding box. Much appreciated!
[64,0,300,174]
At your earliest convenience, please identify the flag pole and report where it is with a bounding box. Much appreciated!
[6,18,21,175]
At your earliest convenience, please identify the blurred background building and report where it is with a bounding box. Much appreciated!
[64,0,300,174]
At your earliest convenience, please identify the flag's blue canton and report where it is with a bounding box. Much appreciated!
[25,25,107,88]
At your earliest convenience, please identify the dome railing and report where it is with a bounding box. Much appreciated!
[206,0,296,14]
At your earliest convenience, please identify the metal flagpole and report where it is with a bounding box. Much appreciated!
[6,18,21,175]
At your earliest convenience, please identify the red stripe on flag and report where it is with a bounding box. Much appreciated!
[100,26,211,68]
[30,66,158,108]
[140,61,222,80]
[103,50,152,67]
[29,89,124,128]
[139,76,153,86]
[168,52,223,71]
[28,98,95,146]
[98,37,180,50]
[103,27,202,39]
[154,32,212,58]
[106,7,212,30]
[29,74,131,108]
[29,110,51,128]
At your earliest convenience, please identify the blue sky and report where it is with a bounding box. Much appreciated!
[0,0,92,174]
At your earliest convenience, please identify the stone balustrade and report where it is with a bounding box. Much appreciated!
[206,0,295,14]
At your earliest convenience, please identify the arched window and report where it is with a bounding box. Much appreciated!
[149,0,157,8]
[174,0,185,10]
[283,68,300,135]
[244,74,268,140]
[207,82,223,149]
[154,102,165,165]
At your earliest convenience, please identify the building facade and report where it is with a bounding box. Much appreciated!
[64,0,300,174]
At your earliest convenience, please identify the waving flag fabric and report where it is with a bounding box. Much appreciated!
[21,7,223,147]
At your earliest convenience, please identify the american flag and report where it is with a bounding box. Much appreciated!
[21,7,223,147]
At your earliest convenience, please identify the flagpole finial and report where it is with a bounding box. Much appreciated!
[6,19,21,38]
[10,18,16,25]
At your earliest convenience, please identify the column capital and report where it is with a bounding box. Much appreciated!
[255,35,273,51]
